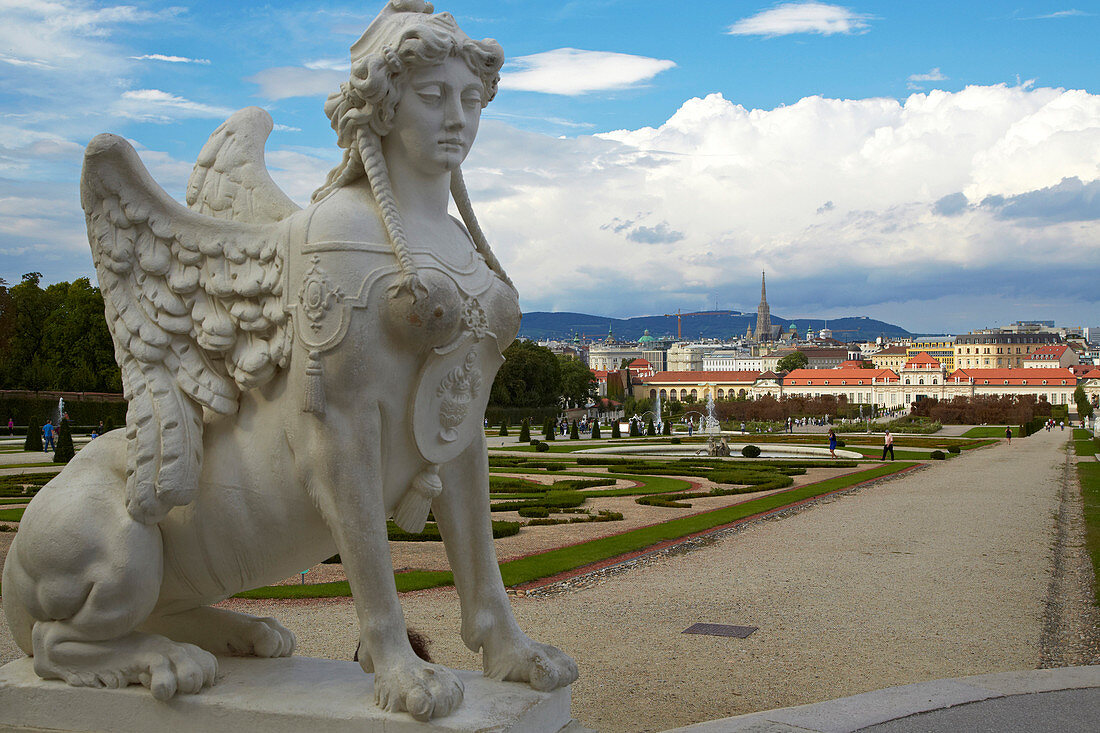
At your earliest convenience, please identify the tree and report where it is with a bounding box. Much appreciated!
[558,355,597,408]
[570,419,579,439]
[53,419,75,463]
[611,420,621,438]
[776,351,808,372]
[490,341,561,408]
[24,421,42,451]
[543,418,556,441]
[646,417,656,436]
[591,421,601,439]
[518,418,531,442]
[1075,385,1094,419]
[498,418,509,436]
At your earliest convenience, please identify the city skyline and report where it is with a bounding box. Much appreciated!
[2,1,1099,332]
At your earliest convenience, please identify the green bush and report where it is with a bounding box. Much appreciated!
[385,519,521,542]
[535,442,550,452]
[670,437,681,444]
[23,423,42,451]
[498,419,509,436]
[518,506,550,518]
[543,419,555,441]
[646,418,656,436]
[930,450,946,460]
[948,446,961,454]
[591,421,601,439]
[518,419,531,442]
[663,420,671,436]
[741,444,761,458]
[570,420,579,440]
[612,421,621,438]
[53,419,75,463]
[835,439,845,448]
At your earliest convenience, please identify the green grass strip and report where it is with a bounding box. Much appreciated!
[0,508,25,522]
[960,426,1013,438]
[236,462,914,599]
[1078,462,1100,605]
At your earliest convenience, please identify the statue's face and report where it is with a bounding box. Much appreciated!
[384,55,483,176]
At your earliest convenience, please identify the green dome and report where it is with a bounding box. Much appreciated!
[638,329,655,343]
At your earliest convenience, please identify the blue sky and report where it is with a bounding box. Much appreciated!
[2,1,1099,333]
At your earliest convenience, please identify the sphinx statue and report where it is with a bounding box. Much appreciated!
[2,0,577,721]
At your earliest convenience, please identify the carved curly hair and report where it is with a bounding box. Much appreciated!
[312,3,510,289]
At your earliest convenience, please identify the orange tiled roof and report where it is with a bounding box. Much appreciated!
[1028,344,1070,357]
[903,351,942,368]
[784,368,898,385]
[640,370,761,383]
[946,368,1076,385]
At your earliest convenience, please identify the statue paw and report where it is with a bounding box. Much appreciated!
[483,634,579,691]
[40,633,217,700]
[230,616,296,658]
[373,659,464,721]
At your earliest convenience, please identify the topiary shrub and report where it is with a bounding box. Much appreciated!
[741,444,761,458]
[53,419,75,463]
[835,439,845,448]
[518,418,531,442]
[670,437,681,444]
[930,450,946,460]
[23,422,42,452]
[662,420,671,436]
[535,442,550,452]
[646,418,656,436]
[498,419,509,436]
[517,506,550,518]
[948,445,960,454]
[611,421,621,439]
[570,419,579,440]
[591,421,601,439]
[543,419,555,441]
[530,439,540,446]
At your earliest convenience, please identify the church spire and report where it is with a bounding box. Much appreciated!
[755,270,772,342]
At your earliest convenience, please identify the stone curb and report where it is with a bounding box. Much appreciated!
[661,665,1100,732]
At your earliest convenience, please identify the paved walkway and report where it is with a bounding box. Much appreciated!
[667,666,1100,732]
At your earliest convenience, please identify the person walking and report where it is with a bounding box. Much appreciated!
[42,420,55,452]
[1005,425,1012,444]
[881,429,894,461]
[828,429,838,459]
[6,416,13,436]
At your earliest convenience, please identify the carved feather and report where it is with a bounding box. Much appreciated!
[82,131,295,525]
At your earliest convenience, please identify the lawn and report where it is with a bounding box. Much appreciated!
[237,461,916,599]
[1077,461,1100,605]
[0,508,25,522]
[960,426,1012,438]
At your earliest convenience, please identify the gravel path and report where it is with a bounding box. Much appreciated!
[2,429,1094,732]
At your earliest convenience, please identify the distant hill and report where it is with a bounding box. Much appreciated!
[519,311,912,344]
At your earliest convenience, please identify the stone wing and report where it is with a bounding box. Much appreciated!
[185,107,301,224]
[81,133,291,524]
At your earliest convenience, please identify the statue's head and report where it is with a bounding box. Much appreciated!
[312,0,512,292]
[323,0,503,150]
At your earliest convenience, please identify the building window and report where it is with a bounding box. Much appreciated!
[905,379,910,385]
[918,378,924,385]
[717,389,724,399]
[690,389,697,400]
[680,389,688,400]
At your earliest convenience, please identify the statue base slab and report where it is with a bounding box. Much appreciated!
[0,656,573,732]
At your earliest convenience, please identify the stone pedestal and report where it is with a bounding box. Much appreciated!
[0,657,573,733]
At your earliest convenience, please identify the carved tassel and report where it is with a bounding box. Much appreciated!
[393,464,443,533]
[303,350,325,414]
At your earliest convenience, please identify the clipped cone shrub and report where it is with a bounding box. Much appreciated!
[543,418,555,441]
[53,419,75,463]
[24,422,42,452]
[498,418,509,437]
[611,421,621,438]
[570,420,579,440]
[518,419,531,442]
[646,418,656,436]
[662,420,671,436]
[591,421,601,439]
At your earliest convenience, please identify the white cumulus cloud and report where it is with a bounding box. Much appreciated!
[247,67,345,100]
[728,2,873,37]
[500,48,675,95]
[114,90,235,123]
[458,83,1100,328]
[130,54,211,65]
